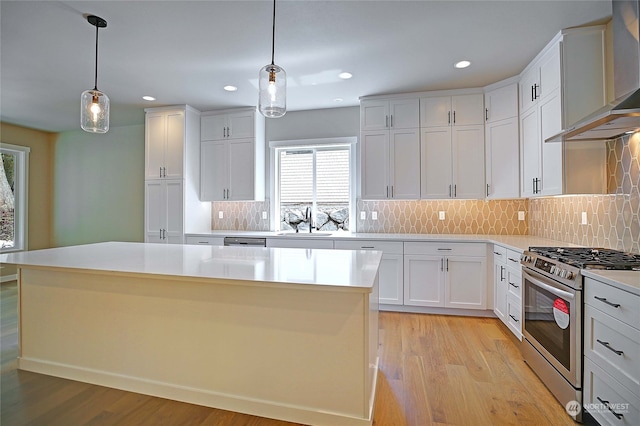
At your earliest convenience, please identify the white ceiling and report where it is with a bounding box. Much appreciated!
[1,0,612,133]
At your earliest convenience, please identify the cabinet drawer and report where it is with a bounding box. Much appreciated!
[584,357,639,426]
[506,295,522,340]
[185,236,225,246]
[266,238,334,249]
[334,240,402,255]
[404,242,485,256]
[585,277,639,329]
[492,245,507,262]
[585,304,640,395]
[506,249,522,267]
[506,268,522,302]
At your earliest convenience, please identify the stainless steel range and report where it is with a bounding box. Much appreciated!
[520,247,640,422]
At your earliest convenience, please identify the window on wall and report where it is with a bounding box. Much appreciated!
[1,144,29,252]
[274,139,354,232]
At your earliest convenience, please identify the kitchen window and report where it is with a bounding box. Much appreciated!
[270,137,356,232]
[0,143,29,252]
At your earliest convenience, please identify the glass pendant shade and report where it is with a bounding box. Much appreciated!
[259,64,286,118]
[81,89,110,133]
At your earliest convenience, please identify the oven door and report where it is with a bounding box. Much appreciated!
[522,268,581,388]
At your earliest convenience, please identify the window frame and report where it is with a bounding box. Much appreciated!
[0,143,30,253]
[269,137,357,232]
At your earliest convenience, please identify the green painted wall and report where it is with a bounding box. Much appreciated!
[53,124,145,247]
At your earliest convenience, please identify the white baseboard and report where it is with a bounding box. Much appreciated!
[1,274,18,283]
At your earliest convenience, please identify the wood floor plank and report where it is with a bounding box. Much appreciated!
[1,282,579,425]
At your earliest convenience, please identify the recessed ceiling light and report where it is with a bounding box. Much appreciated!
[223,85,238,92]
[454,60,471,69]
[338,72,353,79]
[142,96,156,101]
[334,98,344,102]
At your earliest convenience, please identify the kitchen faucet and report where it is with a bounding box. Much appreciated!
[305,207,313,233]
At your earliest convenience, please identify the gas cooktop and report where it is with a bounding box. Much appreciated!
[529,247,640,270]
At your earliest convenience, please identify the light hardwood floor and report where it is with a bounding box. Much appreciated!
[1,281,577,425]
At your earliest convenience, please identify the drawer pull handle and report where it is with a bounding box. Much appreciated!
[596,397,624,420]
[596,339,624,356]
[509,314,519,323]
[493,251,501,255]
[437,248,452,251]
[594,296,621,308]
[509,282,519,288]
[361,246,375,249]
[508,257,519,263]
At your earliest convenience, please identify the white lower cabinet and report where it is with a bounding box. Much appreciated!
[335,240,403,305]
[266,238,334,249]
[584,276,640,425]
[145,180,184,244]
[403,242,486,310]
[493,244,523,339]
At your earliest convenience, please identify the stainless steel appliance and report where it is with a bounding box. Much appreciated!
[520,247,640,421]
[223,237,266,247]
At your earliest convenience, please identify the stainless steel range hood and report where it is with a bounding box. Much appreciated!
[547,0,640,142]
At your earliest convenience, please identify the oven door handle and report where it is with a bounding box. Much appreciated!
[523,269,575,300]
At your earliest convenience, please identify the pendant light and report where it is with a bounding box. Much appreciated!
[258,0,286,118]
[81,15,109,133]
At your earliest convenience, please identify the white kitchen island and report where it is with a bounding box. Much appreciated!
[2,242,381,426]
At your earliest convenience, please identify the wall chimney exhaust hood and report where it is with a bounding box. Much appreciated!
[547,0,640,143]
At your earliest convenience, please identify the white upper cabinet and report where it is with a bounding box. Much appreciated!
[484,81,520,199]
[201,109,255,141]
[420,94,484,127]
[519,26,608,197]
[360,98,419,131]
[420,92,485,199]
[200,108,265,202]
[145,109,185,179]
[361,128,421,200]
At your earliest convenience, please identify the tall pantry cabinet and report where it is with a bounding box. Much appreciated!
[144,105,211,244]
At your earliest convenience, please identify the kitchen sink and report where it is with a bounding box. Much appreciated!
[276,232,332,237]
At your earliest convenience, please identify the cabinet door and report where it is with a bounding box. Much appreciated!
[520,106,540,197]
[451,94,484,126]
[379,254,404,305]
[506,295,522,339]
[420,127,452,199]
[484,84,518,123]
[539,88,563,196]
[452,125,485,199]
[538,42,561,101]
[360,100,390,131]
[389,129,420,199]
[403,255,445,307]
[445,255,486,310]
[228,139,254,200]
[420,97,451,127]
[164,111,185,179]
[227,111,255,139]
[519,67,539,113]
[200,141,227,201]
[485,117,519,199]
[145,113,166,179]
[201,115,227,141]
[494,261,507,320]
[389,99,419,129]
[164,180,184,244]
[361,130,390,199]
[144,180,165,243]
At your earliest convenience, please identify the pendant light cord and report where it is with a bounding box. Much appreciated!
[271,0,276,66]
[94,22,99,90]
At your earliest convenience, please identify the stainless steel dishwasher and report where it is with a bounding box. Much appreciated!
[223,237,266,247]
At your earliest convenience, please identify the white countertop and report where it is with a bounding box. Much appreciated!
[582,269,640,296]
[187,230,579,253]
[1,242,382,292]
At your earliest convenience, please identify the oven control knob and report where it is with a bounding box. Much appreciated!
[559,269,567,278]
[566,271,575,280]
[550,265,556,274]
